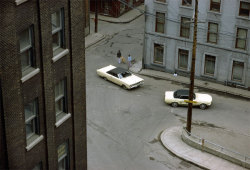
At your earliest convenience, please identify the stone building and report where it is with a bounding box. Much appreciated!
[90,0,144,18]
[0,0,87,169]
[143,0,250,89]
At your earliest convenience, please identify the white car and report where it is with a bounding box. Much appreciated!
[165,89,212,110]
[97,65,144,89]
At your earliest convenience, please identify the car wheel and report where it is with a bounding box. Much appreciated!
[122,85,127,90]
[171,102,178,108]
[103,77,107,81]
[200,104,207,110]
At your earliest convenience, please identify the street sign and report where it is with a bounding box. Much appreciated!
[184,100,197,104]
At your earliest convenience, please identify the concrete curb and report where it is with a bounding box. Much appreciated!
[160,127,247,170]
[85,34,106,49]
[160,127,210,170]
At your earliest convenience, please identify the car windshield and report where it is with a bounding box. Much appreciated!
[121,71,131,78]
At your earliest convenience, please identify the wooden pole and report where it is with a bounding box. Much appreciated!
[186,0,198,133]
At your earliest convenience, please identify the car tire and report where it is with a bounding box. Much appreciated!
[200,104,207,110]
[122,85,127,90]
[171,102,178,108]
[103,77,107,81]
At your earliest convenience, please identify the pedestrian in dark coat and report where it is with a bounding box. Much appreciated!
[117,50,121,64]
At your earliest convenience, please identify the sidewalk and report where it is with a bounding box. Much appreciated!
[161,126,249,170]
[137,69,250,99]
[90,5,144,23]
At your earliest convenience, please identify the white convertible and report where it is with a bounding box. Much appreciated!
[97,65,144,89]
[165,89,212,110]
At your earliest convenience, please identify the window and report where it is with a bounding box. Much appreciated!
[19,27,35,76]
[210,0,221,12]
[204,55,216,76]
[52,9,64,54]
[155,12,165,33]
[154,43,164,64]
[156,0,166,2]
[235,28,247,50]
[180,17,191,38]
[207,22,218,44]
[178,49,189,70]
[239,1,250,17]
[182,0,192,6]
[55,79,67,122]
[232,61,244,82]
[58,142,69,170]
[25,99,39,142]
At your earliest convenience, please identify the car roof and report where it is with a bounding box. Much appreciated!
[109,67,128,74]
[175,89,189,96]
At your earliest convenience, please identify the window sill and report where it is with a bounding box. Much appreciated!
[26,135,44,151]
[179,5,193,10]
[154,0,167,5]
[21,68,40,83]
[52,48,69,63]
[236,16,250,21]
[55,113,71,128]
[208,10,221,15]
[15,0,28,5]
[201,74,216,80]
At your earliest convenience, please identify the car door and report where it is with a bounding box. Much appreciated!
[179,95,189,106]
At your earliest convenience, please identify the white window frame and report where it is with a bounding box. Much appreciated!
[19,27,35,76]
[25,99,39,140]
[52,9,64,52]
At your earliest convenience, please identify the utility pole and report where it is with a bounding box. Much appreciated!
[95,0,98,33]
[186,0,198,133]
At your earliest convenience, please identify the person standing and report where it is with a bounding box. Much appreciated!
[117,50,121,64]
[128,54,132,67]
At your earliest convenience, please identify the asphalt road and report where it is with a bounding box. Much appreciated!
[86,15,250,170]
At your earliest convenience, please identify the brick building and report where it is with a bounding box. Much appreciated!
[90,0,144,18]
[0,0,87,169]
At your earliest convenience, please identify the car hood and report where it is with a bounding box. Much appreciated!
[165,91,174,99]
[120,75,144,85]
[195,93,212,103]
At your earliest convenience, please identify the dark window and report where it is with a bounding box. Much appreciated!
[154,43,164,64]
[180,17,191,38]
[178,49,189,70]
[207,22,218,44]
[239,1,250,17]
[155,12,165,33]
[235,28,247,50]
[180,96,189,99]
[52,8,65,55]
[232,61,244,82]
[182,0,192,6]
[55,79,68,123]
[58,142,69,170]
[204,55,216,76]
[210,0,221,12]
[19,26,35,76]
[25,99,39,140]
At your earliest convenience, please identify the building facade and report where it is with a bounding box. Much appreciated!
[90,0,144,18]
[0,0,87,169]
[143,0,250,89]
[85,0,90,36]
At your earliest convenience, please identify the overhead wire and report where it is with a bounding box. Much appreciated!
[117,0,249,40]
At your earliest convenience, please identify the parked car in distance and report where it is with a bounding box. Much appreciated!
[97,65,144,89]
[165,89,212,109]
